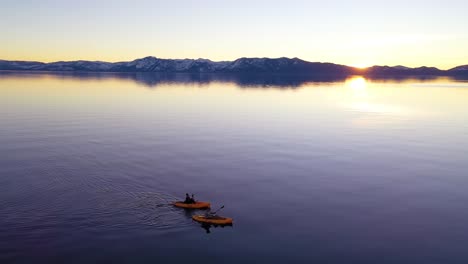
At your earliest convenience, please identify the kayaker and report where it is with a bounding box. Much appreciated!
[184,193,191,204]
[191,194,196,203]
[204,210,216,218]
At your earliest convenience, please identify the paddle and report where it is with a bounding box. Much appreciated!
[205,205,224,217]
[213,205,225,214]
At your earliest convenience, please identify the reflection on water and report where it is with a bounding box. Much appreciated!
[2,70,467,89]
[1,72,468,263]
[199,223,234,234]
[346,76,368,91]
[0,71,348,88]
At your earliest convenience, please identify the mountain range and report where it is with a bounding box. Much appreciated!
[1,57,467,77]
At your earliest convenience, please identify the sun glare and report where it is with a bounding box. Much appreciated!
[346,76,367,91]
[350,63,370,69]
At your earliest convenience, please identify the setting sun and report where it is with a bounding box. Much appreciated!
[350,63,371,69]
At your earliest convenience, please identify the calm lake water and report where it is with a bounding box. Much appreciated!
[1,72,468,263]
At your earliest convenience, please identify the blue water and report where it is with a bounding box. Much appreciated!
[1,72,468,263]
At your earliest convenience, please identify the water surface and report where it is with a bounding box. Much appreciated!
[1,72,468,263]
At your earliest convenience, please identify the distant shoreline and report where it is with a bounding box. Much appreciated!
[1,56,467,77]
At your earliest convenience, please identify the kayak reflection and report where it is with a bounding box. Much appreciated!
[199,222,233,234]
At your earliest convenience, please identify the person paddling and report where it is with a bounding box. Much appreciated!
[183,193,197,204]
[184,193,191,204]
[204,205,225,218]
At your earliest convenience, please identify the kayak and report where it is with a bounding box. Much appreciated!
[192,215,233,225]
[173,201,211,209]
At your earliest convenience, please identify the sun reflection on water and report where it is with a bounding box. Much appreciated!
[345,76,368,99]
[342,76,410,128]
[346,76,367,91]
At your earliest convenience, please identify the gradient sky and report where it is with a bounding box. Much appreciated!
[1,0,468,69]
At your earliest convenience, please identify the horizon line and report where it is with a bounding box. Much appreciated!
[1,56,466,71]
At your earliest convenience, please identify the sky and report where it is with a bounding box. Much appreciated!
[1,0,468,69]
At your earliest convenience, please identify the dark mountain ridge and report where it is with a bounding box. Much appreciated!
[1,57,467,77]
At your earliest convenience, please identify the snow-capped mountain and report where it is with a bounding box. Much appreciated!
[0,57,354,74]
[0,57,467,76]
[111,56,230,72]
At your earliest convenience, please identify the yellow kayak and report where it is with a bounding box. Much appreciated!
[173,201,211,209]
[192,215,233,225]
